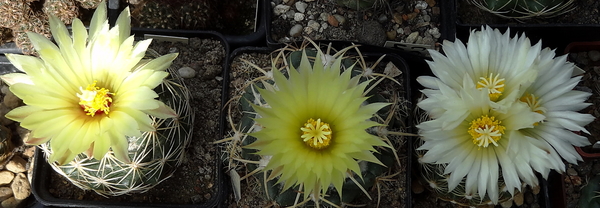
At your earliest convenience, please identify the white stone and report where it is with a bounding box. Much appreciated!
[294,13,305,21]
[589,50,600,62]
[397,28,405,35]
[178,66,196,78]
[10,173,29,200]
[3,91,21,109]
[289,24,303,37]
[428,27,441,39]
[415,1,428,10]
[295,1,308,13]
[0,171,14,185]
[406,31,420,43]
[273,5,291,16]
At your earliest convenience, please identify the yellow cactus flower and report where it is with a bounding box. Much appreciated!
[0,1,177,165]
[245,47,390,201]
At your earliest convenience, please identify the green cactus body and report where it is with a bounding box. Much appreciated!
[228,44,407,206]
[579,175,600,208]
[39,55,194,196]
[472,0,574,19]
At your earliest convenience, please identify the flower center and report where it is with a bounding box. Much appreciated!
[468,115,505,148]
[77,81,113,117]
[520,93,546,126]
[476,73,505,101]
[300,118,332,149]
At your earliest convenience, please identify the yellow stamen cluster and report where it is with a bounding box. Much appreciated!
[477,73,505,101]
[300,118,332,149]
[468,115,506,148]
[77,81,113,117]
[520,93,546,126]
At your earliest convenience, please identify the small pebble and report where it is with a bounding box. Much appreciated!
[273,4,291,16]
[6,156,26,174]
[328,14,339,27]
[428,27,441,39]
[500,198,513,208]
[1,197,18,208]
[319,12,329,21]
[425,0,436,7]
[10,173,29,200]
[0,171,14,185]
[589,50,600,61]
[333,14,346,25]
[415,1,428,10]
[0,187,12,201]
[406,31,420,43]
[513,191,524,206]
[567,167,578,176]
[319,22,328,32]
[294,1,307,13]
[294,13,305,21]
[423,14,431,22]
[307,20,320,31]
[386,30,397,40]
[289,24,303,37]
[178,67,196,79]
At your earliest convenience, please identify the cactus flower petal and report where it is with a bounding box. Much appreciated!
[417,26,593,204]
[2,1,177,165]
[246,47,390,200]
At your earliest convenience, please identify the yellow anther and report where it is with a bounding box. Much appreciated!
[468,115,505,148]
[520,93,546,126]
[77,81,113,117]
[477,73,505,101]
[300,118,332,149]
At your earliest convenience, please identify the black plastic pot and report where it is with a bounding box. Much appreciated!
[222,42,414,207]
[30,31,229,208]
[108,0,267,50]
